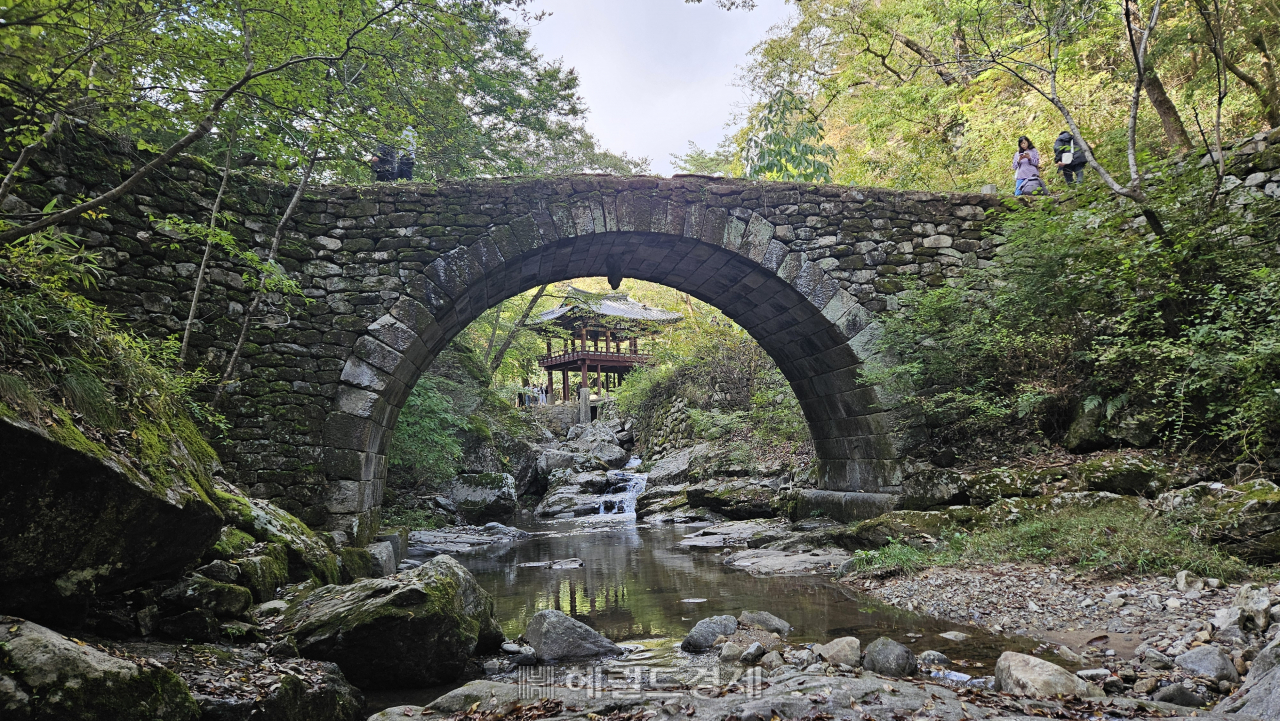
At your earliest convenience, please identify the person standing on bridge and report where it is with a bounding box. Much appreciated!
[1053,130,1087,185]
[1012,136,1044,196]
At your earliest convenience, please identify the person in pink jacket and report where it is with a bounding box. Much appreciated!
[1012,136,1044,195]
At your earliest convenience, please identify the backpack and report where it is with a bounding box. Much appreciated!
[1060,138,1074,165]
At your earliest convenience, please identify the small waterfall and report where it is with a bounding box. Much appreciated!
[596,458,647,515]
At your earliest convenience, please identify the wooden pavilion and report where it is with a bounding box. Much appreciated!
[535,288,683,403]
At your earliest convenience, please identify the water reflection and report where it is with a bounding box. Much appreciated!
[457,520,1021,665]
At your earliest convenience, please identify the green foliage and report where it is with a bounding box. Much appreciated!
[512,125,652,175]
[379,505,452,531]
[743,88,836,183]
[870,177,1280,460]
[670,140,740,177]
[609,282,811,454]
[388,374,465,487]
[0,228,219,429]
[847,541,932,576]
[715,0,1275,192]
[0,0,588,232]
[155,216,305,297]
[847,502,1251,581]
[958,502,1252,580]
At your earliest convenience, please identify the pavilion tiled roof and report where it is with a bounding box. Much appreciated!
[535,288,683,325]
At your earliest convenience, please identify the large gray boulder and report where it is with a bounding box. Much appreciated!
[815,637,862,667]
[0,414,225,622]
[284,555,502,689]
[1175,645,1240,683]
[681,615,739,652]
[646,444,710,486]
[448,473,518,524]
[534,470,613,517]
[862,637,916,677]
[1232,584,1272,632]
[0,616,199,720]
[994,652,1104,698]
[537,450,577,479]
[567,424,628,469]
[739,610,792,635]
[1223,641,1280,717]
[524,609,622,662]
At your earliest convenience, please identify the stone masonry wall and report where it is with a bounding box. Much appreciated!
[5,127,1006,544]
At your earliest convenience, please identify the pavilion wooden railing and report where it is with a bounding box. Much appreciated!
[537,350,654,367]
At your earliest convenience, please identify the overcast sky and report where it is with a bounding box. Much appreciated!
[522,0,793,176]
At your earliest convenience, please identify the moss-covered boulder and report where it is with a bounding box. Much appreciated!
[160,574,253,619]
[0,616,200,720]
[213,489,340,586]
[447,473,518,523]
[901,468,966,510]
[817,510,972,551]
[232,545,290,603]
[1063,401,1110,453]
[205,527,255,561]
[963,467,1055,506]
[1069,454,1177,497]
[337,547,375,583]
[685,479,778,520]
[283,555,503,689]
[0,411,224,622]
[1197,479,1280,561]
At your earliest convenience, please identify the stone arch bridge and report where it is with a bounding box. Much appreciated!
[15,141,1003,543]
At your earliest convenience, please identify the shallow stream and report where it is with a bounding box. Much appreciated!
[366,466,1037,712]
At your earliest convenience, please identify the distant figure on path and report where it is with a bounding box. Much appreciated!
[1012,136,1043,196]
[1053,130,1087,184]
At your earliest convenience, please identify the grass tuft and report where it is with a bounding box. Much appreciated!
[958,502,1252,581]
[846,502,1253,581]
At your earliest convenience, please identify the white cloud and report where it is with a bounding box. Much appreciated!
[523,0,791,175]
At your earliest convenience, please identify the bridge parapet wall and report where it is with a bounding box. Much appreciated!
[8,129,1005,541]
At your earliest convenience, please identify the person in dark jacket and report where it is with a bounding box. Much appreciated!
[1053,130,1087,184]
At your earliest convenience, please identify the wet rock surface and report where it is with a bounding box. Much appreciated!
[0,616,200,721]
[281,555,502,689]
[523,609,622,662]
[407,524,530,558]
[0,414,224,622]
[448,473,519,524]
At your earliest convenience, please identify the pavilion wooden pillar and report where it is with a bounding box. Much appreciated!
[561,369,569,401]
[578,359,587,388]
[546,369,554,399]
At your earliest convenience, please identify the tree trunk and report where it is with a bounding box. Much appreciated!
[214,149,319,406]
[1143,71,1192,150]
[483,300,506,364]
[892,31,962,86]
[180,139,236,365]
[489,285,549,373]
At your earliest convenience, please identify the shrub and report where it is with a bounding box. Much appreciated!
[870,175,1280,461]
[0,228,219,430]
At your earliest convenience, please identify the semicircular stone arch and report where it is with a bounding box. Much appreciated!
[10,137,1002,544]
[319,177,1001,541]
